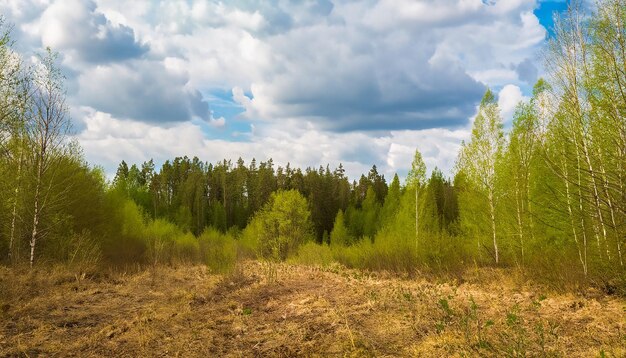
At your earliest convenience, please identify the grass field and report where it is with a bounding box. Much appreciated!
[1,262,625,357]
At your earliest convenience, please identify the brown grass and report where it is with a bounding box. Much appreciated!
[0,262,625,357]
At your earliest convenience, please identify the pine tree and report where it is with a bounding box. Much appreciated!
[330,209,351,247]
[380,174,401,229]
[362,187,380,240]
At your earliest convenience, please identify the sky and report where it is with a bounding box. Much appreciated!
[0,0,568,181]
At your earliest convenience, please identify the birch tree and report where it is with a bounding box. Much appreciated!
[457,89,505,264]
[0,19,30,262]
[26,48,71,268]
[587,0,626,267]
[542,0,626,275]
[502,82,546,266]
[406,149,426,251]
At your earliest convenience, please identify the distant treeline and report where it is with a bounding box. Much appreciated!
[111,157,427,242]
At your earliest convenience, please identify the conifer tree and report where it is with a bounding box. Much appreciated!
[330,209,351,247]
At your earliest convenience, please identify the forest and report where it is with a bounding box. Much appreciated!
[1,1,626,355]
[0,1,625,294]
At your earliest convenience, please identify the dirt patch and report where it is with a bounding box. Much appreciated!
[0,262,625,357]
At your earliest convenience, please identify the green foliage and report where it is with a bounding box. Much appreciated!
[380,174,401,229]
[332,239,375,269]
[198,228,237,273]
[1,0,625,297]
[345,204,364,238]
[361,187,380,239]
[460,297,492,350]
[426,168,459,234]
[456,88,505,264]
[144,219,180,265]
[330,210,351,247]
[436,298,455,333]
[406,149,427,189]
[209,201,227,232]
[244,189,313,261]
[290,241,334,267]
[102,195,147,264]
[174,232,200,263]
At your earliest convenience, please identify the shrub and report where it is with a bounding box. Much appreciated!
[144,219,179,266]
[101,198,147,264]
[332,239,374,269]
[330,210,352,247]
[174,232,200,264]
[244,190,313,261]
[290,242,334,267]
[198,228,237,273]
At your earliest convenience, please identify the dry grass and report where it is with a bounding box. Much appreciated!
[0,262,625,357]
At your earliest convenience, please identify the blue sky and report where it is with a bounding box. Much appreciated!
[1,0,570,180]
[535,0,568,36]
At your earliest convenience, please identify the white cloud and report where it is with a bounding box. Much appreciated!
[209,114,226,128]
[76,60,210,123]
[75,108,469,180]
[89,0,545,131]
[3,0,551,179]
[498,84,528,123]
[38,0,147,63]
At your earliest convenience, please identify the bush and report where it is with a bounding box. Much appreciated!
[290,242,334,267]
[244,190,313,261]
[102,198,147,264]
[240,216,261,258]
[332,239,374,269]
[330,210,352,247]
[174,232,200,264]
[144,219,180,266]
[198,228,237,273]
[58,230,102,275]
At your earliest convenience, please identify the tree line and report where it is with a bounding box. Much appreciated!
[0,1,625,292]
[111,157,392,242]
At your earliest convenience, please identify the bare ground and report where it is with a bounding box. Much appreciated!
[0,262,625,357]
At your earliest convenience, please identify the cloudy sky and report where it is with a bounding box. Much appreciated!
[0,0,567,181]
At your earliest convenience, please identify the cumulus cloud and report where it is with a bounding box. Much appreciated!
[515,57,539,84]
[95,0,545,131]
[77,61,211,124]
[264,1,540,130]
[498,84,528,123]
[233,25,485,131]
[2,0,554,179]
[39,0,147,63]
[75,108,468,180]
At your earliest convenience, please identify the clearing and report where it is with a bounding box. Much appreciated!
[1,262,625,357]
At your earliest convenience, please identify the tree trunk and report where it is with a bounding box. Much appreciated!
[573,130,603,259]
[8,141,23,262]
[595,150,622,266]
[576,154,590,275]
[514,175,524,265]
[526,169,535,243]
[580,131,611,261]
[563,152,588,276]
[415,185,419,252]
[488,188,498,264]
[30,159,43,269]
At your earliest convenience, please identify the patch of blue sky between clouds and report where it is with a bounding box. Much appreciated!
[534,0,569,38]
[484,0,568,120]
[200,89,252,142]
